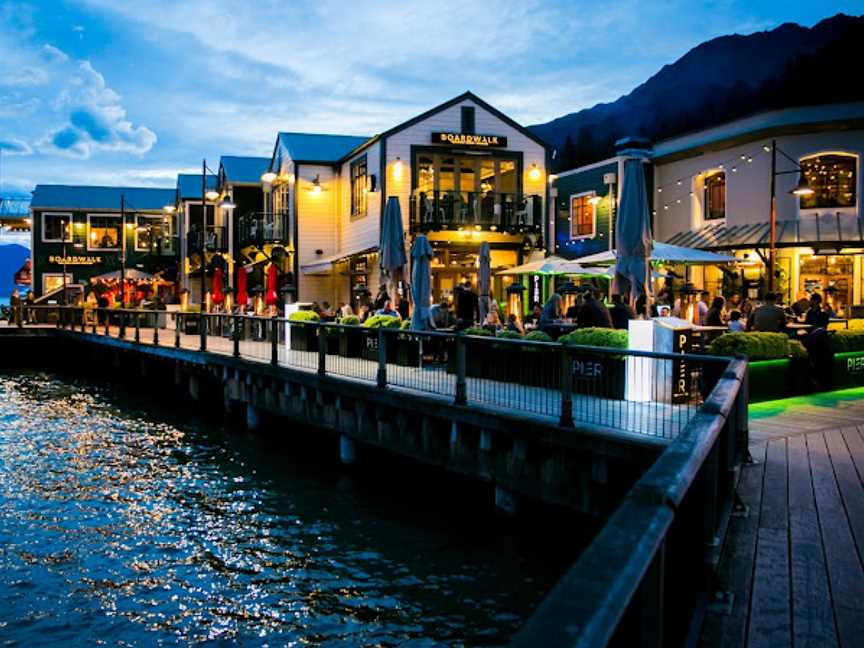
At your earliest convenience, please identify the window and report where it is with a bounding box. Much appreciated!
[704,171,726,220]
[350,156,367,218]
[88,214,121,250]
[461,106,476,134]
[799,153,857,209]
[135,214,167,251]
[42,213,72,242]
[570,193,596,238]
[42,273,67,295]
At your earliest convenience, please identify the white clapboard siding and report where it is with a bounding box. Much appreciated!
[338,142,382,256]
[296,163,336,302]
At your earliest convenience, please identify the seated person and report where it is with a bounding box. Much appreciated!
[748,292,786,332]
[705,296,726,326]
[430,300,452,329]
[482,308,502,332]
[804,292,830,329]
[375,299,401,319]
[728,310,745,332]
[506,313,524,335]
[577,290,613,329]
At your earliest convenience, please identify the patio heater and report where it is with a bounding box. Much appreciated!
[557,281,579,314]
[506,282,525,319]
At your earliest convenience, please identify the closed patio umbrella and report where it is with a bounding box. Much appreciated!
[477,241,491,322]
[211,267,224,305]
[265,263,278,306]
[380,196,407,303]
[614,158,653,303]
[410,234,434,331]
[236,265,248,308]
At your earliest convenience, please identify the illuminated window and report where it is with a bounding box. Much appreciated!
[570,194,595,238]
[704,171,726,220]
[42,273,67,295]
[135,215,167,251]
[42,213,72,242]
[799,153,857,209]
[88,214,121,250]
[350,155,367,218]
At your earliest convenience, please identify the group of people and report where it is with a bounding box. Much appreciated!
[5,289,35,327]
[312,285,411,323]
[527,288,635,334]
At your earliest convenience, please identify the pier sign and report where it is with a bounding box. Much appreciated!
[432,132,508,148]
[48,255,101,265]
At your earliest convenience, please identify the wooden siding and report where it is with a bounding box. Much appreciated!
[296,164,336,302]
[554,161,618,260]
[338,141,382,257]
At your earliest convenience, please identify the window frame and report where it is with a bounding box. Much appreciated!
[703,170,726,221]
[41,212,73,243]
[350,154,368,220]
[87,213,122,252]
[134,213,166,252]
[569,191,597,240]
[42,272,68,295]
[798,152,858,212]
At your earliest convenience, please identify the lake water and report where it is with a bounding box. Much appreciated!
[0,371,569,645]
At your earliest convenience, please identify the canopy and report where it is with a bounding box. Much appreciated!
[409,235,434,331]
[211,267,224,304]
[496,256,596,276]
[576,241,737,266]
[236,266,248,305]
[477,241,491,322]
[265,264,278,306]
[613,159,653,299]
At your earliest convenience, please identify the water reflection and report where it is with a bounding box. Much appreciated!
[0,372,560,645]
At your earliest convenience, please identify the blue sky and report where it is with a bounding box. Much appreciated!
[0,0,859,197]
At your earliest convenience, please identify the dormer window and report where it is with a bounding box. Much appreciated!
[704,171,725,220]
[799,153,856,209]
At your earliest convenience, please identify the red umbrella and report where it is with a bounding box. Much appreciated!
[265,263,278,306]
[236,266,248,307]
[211,267,224,304]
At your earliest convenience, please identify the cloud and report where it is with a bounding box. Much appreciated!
[0,138,32,155]
[36,58,157,158]
[42,43,68,63]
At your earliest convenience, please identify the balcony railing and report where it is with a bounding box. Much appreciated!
[238,211,290,248]
[410,191,542,233]
[188,226,228,252]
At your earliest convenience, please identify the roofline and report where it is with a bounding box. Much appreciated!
[554,155,623,179]
[652,102,864,164]
[32,183,175,192]
[30,205,166,213]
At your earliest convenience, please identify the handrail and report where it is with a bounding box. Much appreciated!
[512,356,748,647]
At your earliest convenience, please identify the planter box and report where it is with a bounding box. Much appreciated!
[832,351,864,390]
[362,329,396,363]
[339,328,365,358]
[395,335,421,367]
[289,322,318,352]
[520,347,560,389]
[181,314,200,335]
[570,354,625,400]
[322,329,341,355]
[746,358,811,403]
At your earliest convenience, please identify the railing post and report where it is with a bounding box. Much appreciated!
[153,313,160,345]
[271,315,279,366]
[175,313,181,348]
[56,307,62,329]
[559,344,573,427]
[233,315,241,358]
[199,313,207,352]
[318,325,326,376]
[455,333,467,405]
[134,311,141,343]
[702,441,720,554]
[80,308,86,333]
[637,539,666,648]
[376,327,387,389]
[119,310,125,338]
[92,310,97,334]
[104,310,109,336]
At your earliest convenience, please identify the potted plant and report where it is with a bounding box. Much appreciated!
[558,328,629,400]
[337,315,364,357]
[288,310,320,351]
[361,314,401,362]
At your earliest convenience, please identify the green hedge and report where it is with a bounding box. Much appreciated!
[400,319,412,330]
[340,315,360,326]
[559,327,628,349]
[288,310,320,322]
[496,330,522,340]
[463,326,493,337]
[524,330,553,343]
[831,330,864,353]
[708,332,799,360]
[362,314,401,328]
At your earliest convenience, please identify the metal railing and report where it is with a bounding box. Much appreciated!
[512,355,748,647]
[410,191,542,232]
[238,210,290,247]
[187,225,228,251]
[35,306,733,441]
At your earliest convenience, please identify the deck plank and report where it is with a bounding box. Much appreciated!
[747,438,791,648]
[787,434,837,648]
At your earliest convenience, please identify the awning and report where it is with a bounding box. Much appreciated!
[301,246,377,275]
[13,259,31,285]
[576,241,737,265]
[496,256,598,276]
[666,213,864,252]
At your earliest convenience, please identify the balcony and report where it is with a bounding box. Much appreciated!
[188,226,228,252]
[238,211,291,248]
[410,191,542,234]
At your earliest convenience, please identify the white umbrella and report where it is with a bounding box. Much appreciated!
[576,241,737,265]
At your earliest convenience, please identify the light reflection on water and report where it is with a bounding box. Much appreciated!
[0,372,560,645]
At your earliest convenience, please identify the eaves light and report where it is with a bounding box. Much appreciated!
[528,164,541,182]
[310,174,322,194]
[205,189,220,202]
[261,171,277,184]
[219,196,236,210]
[588,194,602,206]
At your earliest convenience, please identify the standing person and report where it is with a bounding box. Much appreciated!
[455,279,479,328]
[748,293,786,332]
[706,296,725,326]
[697,291,710,326]
[609,294,634,330]
[397,292,410,320]
[24,290,35,324]
[804,292,830,330]
[577,289,613,328]
[373,284,389,311]
[8,288,22,327]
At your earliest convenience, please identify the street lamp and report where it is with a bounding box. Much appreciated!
[198,158,221,303]
[768,139,814,293]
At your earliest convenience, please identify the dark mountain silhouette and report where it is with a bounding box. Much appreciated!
[0,244,30,297]
[532,14,864,172]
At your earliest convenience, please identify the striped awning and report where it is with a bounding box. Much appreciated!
[666,213,864,251]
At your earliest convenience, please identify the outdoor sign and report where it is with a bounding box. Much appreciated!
[431,132,508,148]
[531,274,542,307]
[48,255,101,265]
[671,328,692,403]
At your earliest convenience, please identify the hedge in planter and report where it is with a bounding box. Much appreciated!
[361,315,400,362]
[708,332,809,402]
[559,327,628,400]
[337,316,364,357]
[288,310,320,352]
[487,330,523,382]
[520,330,560,389]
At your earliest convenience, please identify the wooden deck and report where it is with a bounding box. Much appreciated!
[701,412,864,647]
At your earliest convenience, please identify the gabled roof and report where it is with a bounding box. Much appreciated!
[177,173,218,200]
[276,133,371,164]
[219,156,270,184]
[30,184,176,211]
